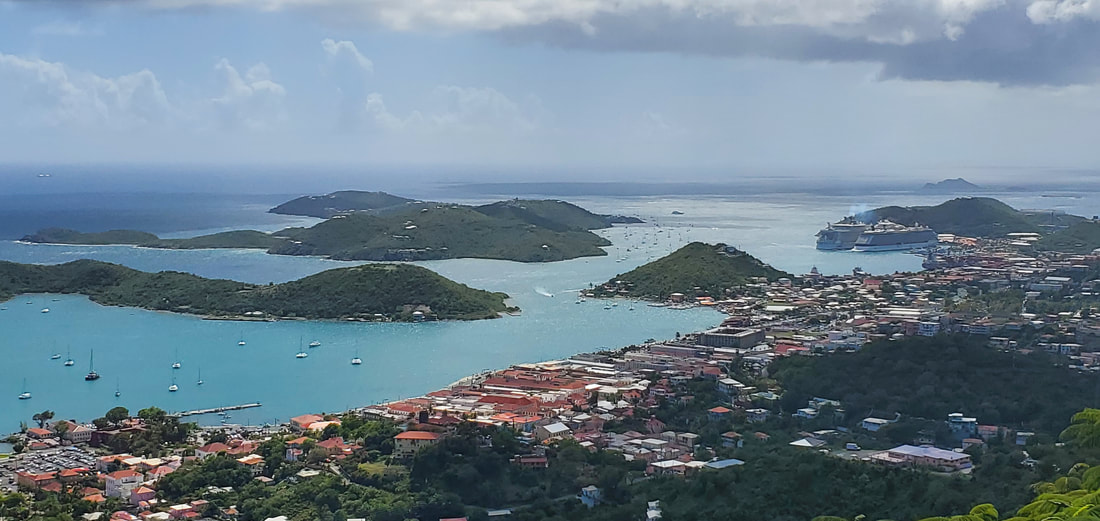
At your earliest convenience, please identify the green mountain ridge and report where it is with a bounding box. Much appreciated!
[593,242,790,299]
[269,190,419,218]
[1034,219,1100,253]
[854,197,1084,238]
[0,259,512,321]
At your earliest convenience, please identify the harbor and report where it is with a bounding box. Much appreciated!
[172,403,262,418]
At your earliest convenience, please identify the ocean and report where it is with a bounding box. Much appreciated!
[1,171,1097,432]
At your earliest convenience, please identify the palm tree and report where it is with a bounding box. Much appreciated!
[1061,408,1100,448]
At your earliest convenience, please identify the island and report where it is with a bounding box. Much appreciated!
[21,196,642,263]
[920,177,983,193]
[852,197,1084,238]
[269,190,419,218]
[0,259,513,321]
[591,242,790,299]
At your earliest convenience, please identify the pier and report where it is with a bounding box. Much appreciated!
[172,403,262,418]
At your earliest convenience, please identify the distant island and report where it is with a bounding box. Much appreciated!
[920,177,982,193]
[852,197,1084,238]
[22,194,645,263]
[592,242,790,299]
[0,259,513,321]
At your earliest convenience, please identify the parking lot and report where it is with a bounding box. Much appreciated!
[0,446,98,492]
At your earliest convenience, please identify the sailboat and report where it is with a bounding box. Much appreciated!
[238,332,246,347]
[85,350,100,381]
[351,346,362,366]
[18,378,31,400]
[64,346,74,367]
[50,353,61,360]
[295,337,308,358]
[168,375,178,392]
[196,368,204,386]
[171,348,181,369]
[115,378,121,397]
[309,340,321,348]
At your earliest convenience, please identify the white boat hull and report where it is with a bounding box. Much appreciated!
[851,239,939,252]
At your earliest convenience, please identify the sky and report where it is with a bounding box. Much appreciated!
[1,0,1099,178]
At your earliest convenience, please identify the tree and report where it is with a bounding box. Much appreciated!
[32,410,54,429]
[1061,408,1100,448]
[307,447,329,464]
[105,406,130,424]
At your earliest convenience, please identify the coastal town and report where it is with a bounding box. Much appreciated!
[4,230,1099,521]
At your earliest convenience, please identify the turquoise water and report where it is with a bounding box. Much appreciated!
[3,191,1094,432]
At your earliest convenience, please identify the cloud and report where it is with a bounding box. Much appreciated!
[321,38,373,72]
[31,20,104,37]
[0,51,172,128]
[19,0,1100,85]
[210,58,287,130]
[363,85,543,133]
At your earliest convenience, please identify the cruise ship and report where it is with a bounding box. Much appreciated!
[851,221,939,252]
[815,221,869,250]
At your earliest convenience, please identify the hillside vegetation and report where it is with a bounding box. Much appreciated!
[23,198,627,262]
[269,190,418,218]
[0,259,511,320]
[1034,220,1100,253]
[771,335,1091,436]
[594,242,789,299]
[854,197,1082,238]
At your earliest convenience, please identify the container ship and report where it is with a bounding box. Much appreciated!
[851,221,939,252]
[815,221,870,250]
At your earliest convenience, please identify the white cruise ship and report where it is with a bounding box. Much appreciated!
[815,221,869,250]
[851,221,938,252]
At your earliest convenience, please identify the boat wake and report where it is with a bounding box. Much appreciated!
[534,287,555,298]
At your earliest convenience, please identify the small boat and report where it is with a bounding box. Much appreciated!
[238,331,246,346]
[168,384,178,392]
[41,308,49,313]
[296,351,308,359]
[603,304,612,310]
[196,368,204,386]
[171,348,181,369]
[351,345,362,366]
[50,353,61,360]
[115,378,121,397]
[18,379,31,400]
[309,340,321,348]
[85,350,100,381]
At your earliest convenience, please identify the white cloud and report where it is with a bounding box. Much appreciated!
[0,51,172,128]
[32,20,104,37]
[210,58,288,130]
[321,38,373,72]
[1026,0,1100,22]
[363,85,542,134]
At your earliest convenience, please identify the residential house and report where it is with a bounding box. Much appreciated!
[535,422,571,442]
[721,432,743,448]
[745,408,769,423]
[130,486,156,506]
[105,469,144,498]
[15,471,57,490]
[236,454,265,476]
[195,442,230,461]
[707,407,732,421]
[871,445,972,472]
[861,417,891,432]
[579,485,602,508]
[393,431,442,458]
[289,414,324,432]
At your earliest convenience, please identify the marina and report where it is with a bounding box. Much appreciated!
[173,402,262,418]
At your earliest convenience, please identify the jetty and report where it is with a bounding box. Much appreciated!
[172,403,262,418]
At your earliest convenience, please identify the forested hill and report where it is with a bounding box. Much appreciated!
[0,259,511,321]
[853,197,1083,238]
[269,190,418,218]
[771,335,1092,436]
[1034,220,1100,253]
[22,199,632,263]
[593,242,790,299]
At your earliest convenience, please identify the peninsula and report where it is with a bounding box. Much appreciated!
[852,197,1083,238]
[21,196,638,263]
[0,259,512,321]
[592,242,790,299]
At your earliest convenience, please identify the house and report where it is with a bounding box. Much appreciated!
[579,485,602,508]
[962,438,985,451]
[789,438,827,449]
[316,437,358,457]
[511,455,549,469]
[721,432,743,448]
[1016,431,1035,446]
[918,321,941,337]
[237,454,265,476]
[535,422,571,442]
[15,471,57,490]
[393,431,442,458]
[871,445,972,472]
[745,408,769,423]
[861,417,891,432]
[704,458,745,470]
[649,460,686,476]
[977,425,1001,441]
[946,413,978,437]
[105,469,144,498]
[716,378,745,397]
[289,414,324,431]
[707,407,732,421]
[195,442,230,460]
[27,427,54,439]
[130,486,156,506]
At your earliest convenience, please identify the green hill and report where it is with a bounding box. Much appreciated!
[854,197,1081,238]
[271,205,611,262]
[1034,220,1100,253]
[269,190,418,218]
[473,199,641,230]
[0,259,511,321]
[22,228,286,250]
[594,242,790,299]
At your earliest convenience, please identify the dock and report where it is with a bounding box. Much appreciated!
[172,403,262,418]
